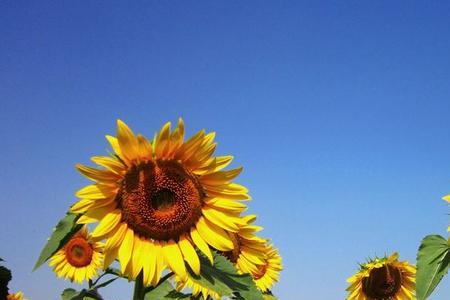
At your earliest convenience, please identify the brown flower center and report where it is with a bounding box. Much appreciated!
[362,265,402,299]
[119,160,203,241]
[64,237,94,267]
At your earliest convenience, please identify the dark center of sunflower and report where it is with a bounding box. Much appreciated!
[119,160,203,241]
[64,237,94,267]
[151,189,176,211]
[362,265,402,299]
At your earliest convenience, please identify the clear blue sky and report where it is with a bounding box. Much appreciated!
[1,1,450,299]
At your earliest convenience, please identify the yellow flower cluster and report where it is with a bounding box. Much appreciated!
[49,119,282,298]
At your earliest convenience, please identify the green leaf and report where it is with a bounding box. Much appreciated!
[186,251,263,300]
[164,290,191,299]
[416,235,450,300]
[34,213,82,271]
[61,289,79,300]
[61,288,103,300]
[144,281,174,299]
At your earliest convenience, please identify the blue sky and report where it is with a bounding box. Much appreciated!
[1,1,450,299]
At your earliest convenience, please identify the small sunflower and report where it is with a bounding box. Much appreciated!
[222,215,268,275]
[7,292,26,300]
[49,226,103,284]
[346,252,416,300]
[220,215,282,292]
[71,119,250,286]
[251,245,282,292]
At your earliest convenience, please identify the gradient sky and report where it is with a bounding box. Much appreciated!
[1,1,450,299]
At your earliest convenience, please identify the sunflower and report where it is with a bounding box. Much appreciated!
[7,292,27,300]
[49,225,103,284]
[221,215,268,275]
[251,244,282,292]
[346,252,416,300]
[219,215,282,292]
[70,119,250,286]
[442,193,450,230]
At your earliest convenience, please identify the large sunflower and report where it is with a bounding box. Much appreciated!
[70,119,250,286]
[346,252,416,300]
[49,226,103,284]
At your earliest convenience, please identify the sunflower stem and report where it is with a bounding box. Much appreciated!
[133,272,145,300]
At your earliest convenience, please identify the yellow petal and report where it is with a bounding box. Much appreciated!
[106,135,122,157]
[103,247,119,270]
[189,142,216,166]
[118,228,134,271]
[76,164,120,182]
[194,156,234,175]
[179,235,200,275]
[70,199,93,214]
[130,235,145,279]
[204,198,247,214]
[84,195,116,211]
[196,217,233,251]
[76,204,115,224]
[162,240,187,279]
[75,184,117,200]
[117,120,139,162]
[91,156,125,174]
[190,227,213,264]
[202,206,243,232]
[204,183,250,200]
[200,167,243,185]
[142,241,156,287]
[105,223,128,251]
[91,209,122,239]
[168,118,185,155]
[136,134,153,161]
[152,241,166,285]
[201,132,216,147]
[175,130,205,161]
[154,122,171,158]
[241,246,266,264]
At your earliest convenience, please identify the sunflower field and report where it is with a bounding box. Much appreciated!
[1,119,449,299]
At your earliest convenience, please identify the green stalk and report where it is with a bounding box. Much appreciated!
[133,272,145,300]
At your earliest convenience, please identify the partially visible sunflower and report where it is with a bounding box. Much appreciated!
[220,215,282,292]
[221,215,268,275]
[346,252,416,300]
[251,244,282,293]
[7,291,26,300]
[49,225,103,284]
[442,194,450,230]
[70,119,250,286]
